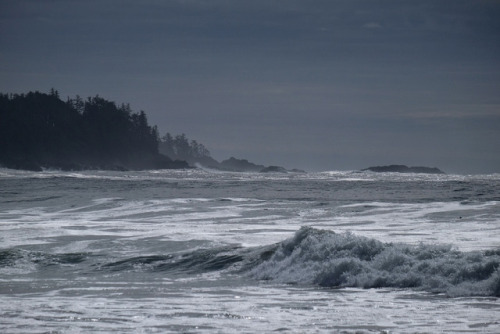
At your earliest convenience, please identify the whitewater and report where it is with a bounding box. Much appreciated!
[0,168,499,333]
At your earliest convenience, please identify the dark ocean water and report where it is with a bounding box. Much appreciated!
[1,168,499,333]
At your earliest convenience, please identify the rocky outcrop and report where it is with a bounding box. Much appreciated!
[218,157,266,172]
[192,156,303,173]
[259,166,288,173]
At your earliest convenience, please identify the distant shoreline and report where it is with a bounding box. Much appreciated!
[0,90,304,173]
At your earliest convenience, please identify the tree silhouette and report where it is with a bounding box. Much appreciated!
[0,90,187,170]
[159,132,211,161]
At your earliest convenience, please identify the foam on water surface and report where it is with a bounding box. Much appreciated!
[249,227,500,297]
[1,169,500,333]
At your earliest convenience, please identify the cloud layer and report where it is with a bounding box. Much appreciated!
[1,0,499,172]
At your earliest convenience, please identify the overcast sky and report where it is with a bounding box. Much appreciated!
[1,0,499,173]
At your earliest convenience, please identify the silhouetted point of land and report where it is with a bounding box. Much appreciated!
[0,89,300,173]
[0,90,188,171]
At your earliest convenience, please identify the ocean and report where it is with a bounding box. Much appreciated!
[1,168,499,333]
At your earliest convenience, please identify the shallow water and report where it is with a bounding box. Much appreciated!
[1,168,499,333]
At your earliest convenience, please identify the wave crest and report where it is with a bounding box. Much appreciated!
[249,227,500,297]
[100,246,244,274]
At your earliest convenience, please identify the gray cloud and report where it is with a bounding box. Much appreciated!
[1,0,499,173]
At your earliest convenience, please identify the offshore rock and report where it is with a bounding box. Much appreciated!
[260,166,288,173]
[218,157,265,172]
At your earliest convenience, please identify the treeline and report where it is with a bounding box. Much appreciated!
[158,133,222,168]
[0,89,296,172]
[0,90,187,171]
[160,133,211,161]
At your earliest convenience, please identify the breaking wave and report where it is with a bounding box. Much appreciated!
[3,227,500,297]
[248,227,500,297]
[0,246,244,276]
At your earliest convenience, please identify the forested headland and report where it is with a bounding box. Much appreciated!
[0,90,188,171]
[158,134,299,172]
[0,89,298,172]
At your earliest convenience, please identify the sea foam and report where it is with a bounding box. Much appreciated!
[249,227,500,297]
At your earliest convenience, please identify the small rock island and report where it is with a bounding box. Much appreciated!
[362,165,445,174]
